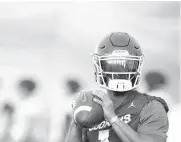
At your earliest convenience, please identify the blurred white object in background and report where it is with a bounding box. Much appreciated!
[48,78,82,142]
[167,102,181,142]
[10,79,50,142]
[10,95,50,142]
[48,89,71,142]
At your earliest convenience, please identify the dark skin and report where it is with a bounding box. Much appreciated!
[66,90,166,142]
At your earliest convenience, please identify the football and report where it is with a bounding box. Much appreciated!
[72,90,104,128]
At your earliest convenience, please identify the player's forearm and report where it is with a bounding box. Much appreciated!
[66,121,82,142]
[112,119,162,142]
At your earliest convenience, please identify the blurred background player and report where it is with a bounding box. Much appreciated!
[10,78,50,142]
[0,101,14,142]
[143,71,175,109]
[62,78,82,141]
[48,77,82,142]
[0,77,15,142]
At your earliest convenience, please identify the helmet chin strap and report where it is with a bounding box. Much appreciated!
[130,72,140,80]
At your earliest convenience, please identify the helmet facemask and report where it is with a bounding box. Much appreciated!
[93,54,143,92]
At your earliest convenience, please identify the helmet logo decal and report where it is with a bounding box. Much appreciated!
[112,50,129,56]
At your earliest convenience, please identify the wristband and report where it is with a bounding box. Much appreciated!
[110,116,119,125]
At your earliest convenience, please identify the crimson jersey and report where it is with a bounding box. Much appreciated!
[82,90,169,142]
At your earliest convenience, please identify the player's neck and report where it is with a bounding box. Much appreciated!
[107,90,128,96]
[107,90,129,107]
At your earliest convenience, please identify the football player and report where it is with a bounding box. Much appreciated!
[10,79,50,142]
[66,32,169,142]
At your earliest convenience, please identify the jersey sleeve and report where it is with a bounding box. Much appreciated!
[137,100,169,139]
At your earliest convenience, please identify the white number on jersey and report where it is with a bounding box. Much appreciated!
[98,129,109,142]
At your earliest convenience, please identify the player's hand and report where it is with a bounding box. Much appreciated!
[92,90,116,122]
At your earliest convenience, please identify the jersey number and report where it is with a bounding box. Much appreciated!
[98,130,110,142]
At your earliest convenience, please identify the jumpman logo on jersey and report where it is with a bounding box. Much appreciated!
[128,101,136,108]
